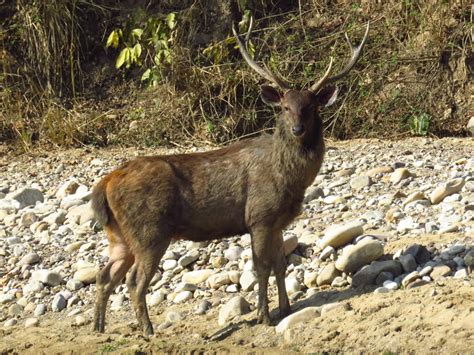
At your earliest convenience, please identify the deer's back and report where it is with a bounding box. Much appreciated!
[102,135,277,241]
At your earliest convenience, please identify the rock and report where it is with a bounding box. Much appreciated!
[402,191,426,207]
[374,287,390,294]
[404,244,432,264]
[375,271,394,286]
[195,300,212,315]
[66,201,95,225]
[175,282,198,292]
[66,279,84,291]
[75,315,87,326]
[110,294,125,310]
[335,239,384,273]
[218,296,251,326]
[467,116,474,135]
[163,259,178,271]
[402,271,420,287]
[32,269,63,286]
[211,256,228,268]
[275,307,321,333]
[8,304,23,316]
[24,318,39,328]
[453,269,468,279]
[320,246,335,261]
[283,234,298,256]
[398,254,417,273]
[366,166,393,176]
[207,272,231,289]
[464,250,474,267]
[321,302,349,315]
[52,293,67,312]
[174,291,193,303]
[350,176,372,191]
[149,290,165,307]
[352,260,403,287]
[182,269,213,285]
[73,267,98,284]
[317,263,341,286]
[390,168,412,184]
[20,212,38,226]
[430,265,452,279]
[20,252,40,265]
[166,311,183,323]
[224,246,243,261]
[56,180,80,198]
[4,318,18,327]
[228,271,242,284]
[321,220,364,248]
[304,271,318,288]
[331,276,349,288]
[240,270,258,291]
[285,277,301,295]
[7,188,44,209]
[178,249,200,267]
[34,304,46,316]
[430,178,465,204]
[406,279,430,289]
[304,186,324,203]
[383,280,399,290]
[0,293,15,304]
[419,266,433,277]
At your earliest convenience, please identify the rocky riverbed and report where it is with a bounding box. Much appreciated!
[0,137,473,353]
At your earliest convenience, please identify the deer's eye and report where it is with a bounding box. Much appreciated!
[283,106,289,112]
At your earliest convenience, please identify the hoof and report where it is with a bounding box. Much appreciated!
[279,305,292,319]
[257,313,271,326]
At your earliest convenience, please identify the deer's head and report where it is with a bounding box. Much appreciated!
[233,18,369,139]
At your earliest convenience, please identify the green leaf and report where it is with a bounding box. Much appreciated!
[116,47,128,68]
[132,28,143,40]
[141,68,151,81]
[166,13,176,29]
[133,43,142,59]
[106,30,120,48]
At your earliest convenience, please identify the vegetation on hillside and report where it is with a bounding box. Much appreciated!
[1,0,472,151]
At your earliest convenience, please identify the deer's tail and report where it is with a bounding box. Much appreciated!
[91,178,111,227]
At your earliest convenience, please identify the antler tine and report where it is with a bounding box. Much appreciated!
[326,21,370,84]
[309,57,334,92]
[310,21,370,93]
[232,17,290,91]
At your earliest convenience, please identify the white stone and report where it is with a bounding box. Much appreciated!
[321,220,364,248]
[275,307,321,333]
[218,296,250,326]
[181,269,213,285]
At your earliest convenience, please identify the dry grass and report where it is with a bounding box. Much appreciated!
[1,0,472,151]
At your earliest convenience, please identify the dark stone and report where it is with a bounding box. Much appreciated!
[352,260,402,288]
[404,244,432,264]
[375,271,394,286]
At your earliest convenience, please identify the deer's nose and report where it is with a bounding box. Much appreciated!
[292,124,305,137]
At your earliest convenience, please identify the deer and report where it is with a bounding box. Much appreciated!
[91,17,369,335]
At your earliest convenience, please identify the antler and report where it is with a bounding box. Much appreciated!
[310,21,370,93]
[232,17,290,91]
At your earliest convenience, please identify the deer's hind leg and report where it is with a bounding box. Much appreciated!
[93,223,134,333]
[126,224,171,335]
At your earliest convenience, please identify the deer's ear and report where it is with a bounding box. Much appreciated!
[261,85,281,106]
[316,85,339,107]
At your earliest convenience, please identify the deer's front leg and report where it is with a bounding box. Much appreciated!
[251,226,273,325]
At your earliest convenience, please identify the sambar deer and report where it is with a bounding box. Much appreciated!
[91,17,369,335]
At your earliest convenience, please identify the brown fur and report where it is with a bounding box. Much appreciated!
[91,87,334,335]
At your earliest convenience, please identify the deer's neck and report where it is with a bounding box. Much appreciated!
[272,119,325,189]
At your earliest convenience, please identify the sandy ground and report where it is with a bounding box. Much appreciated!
[0,138,473,354]
[1,233,473,354]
